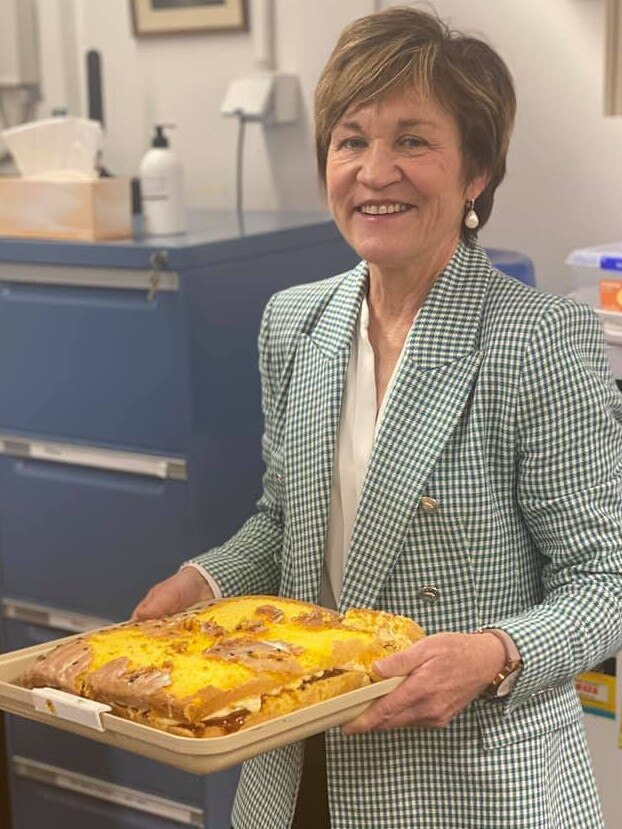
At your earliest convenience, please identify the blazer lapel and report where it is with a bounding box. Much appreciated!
[282,264,368,603]
[339,243,492,611]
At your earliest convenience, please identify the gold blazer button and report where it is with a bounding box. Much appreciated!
[420,496,439,513]
[418,586,440,603]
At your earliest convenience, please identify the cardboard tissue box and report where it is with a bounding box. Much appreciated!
[0,117,132,241]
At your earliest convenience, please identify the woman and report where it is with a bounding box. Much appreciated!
[134,6,622,828]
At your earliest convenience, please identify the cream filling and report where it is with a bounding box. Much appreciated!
[206,667,364,720]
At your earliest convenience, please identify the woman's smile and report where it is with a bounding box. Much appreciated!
[356,201,413,216]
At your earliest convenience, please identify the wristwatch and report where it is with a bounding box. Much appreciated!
[480,658,523,699]
[478,629,523,700]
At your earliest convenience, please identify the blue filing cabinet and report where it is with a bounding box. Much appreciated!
[0,211,358,829]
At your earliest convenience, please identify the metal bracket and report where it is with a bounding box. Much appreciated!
[148,250,170,301]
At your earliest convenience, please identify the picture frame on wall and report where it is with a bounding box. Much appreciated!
[130,0,247,36]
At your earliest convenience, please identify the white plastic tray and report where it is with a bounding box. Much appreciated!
[566,243,622,270]
[0,637,402,775]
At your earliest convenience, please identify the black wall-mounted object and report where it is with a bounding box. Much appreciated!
[86,49,112,177]
[86,50,105,127]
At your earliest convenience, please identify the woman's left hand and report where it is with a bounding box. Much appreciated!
[341,631,506,734]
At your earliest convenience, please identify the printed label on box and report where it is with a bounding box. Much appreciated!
[599,279,622,312]
[576,658,616,719]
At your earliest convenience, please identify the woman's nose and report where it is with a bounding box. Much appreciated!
[356,144,403,189]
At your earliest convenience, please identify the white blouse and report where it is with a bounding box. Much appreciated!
[320,296,411,608]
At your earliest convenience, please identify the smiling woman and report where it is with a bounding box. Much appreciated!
[132,6,622,829]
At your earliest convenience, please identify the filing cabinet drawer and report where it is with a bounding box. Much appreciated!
[7,720,206,813]
[0,453,191,621]
[11,758,203,829]
[0,272,187,453]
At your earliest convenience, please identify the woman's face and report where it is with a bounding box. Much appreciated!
[326,88,487,277]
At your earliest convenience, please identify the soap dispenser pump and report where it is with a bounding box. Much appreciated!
[139,124,187,236]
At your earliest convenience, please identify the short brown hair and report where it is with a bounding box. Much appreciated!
[314,5,516,243]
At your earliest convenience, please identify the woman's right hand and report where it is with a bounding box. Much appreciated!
[131,567,215,621]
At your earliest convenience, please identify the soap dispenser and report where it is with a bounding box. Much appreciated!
[139,124,187,235]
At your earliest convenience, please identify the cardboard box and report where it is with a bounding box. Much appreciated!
[0,176,132,241]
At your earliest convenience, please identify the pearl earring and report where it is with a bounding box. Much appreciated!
[464,199,479,230]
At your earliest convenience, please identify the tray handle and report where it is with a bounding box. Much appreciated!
[31,687,111,732]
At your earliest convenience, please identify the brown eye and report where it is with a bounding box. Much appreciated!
[336,137,366,150]
[398,135,426,149]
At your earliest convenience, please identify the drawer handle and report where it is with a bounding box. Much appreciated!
[12,756,204,826]
[0,262,180,292]
[2,598,112,634]
[0,435,187,480]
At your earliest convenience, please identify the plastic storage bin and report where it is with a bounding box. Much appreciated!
[566,243,622,379]
[486,248,535,287]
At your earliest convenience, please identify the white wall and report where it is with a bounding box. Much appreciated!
[25,0,622,292]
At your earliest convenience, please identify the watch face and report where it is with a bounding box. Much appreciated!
[496,667,521,697]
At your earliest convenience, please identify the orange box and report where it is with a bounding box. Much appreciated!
[599,278,622,312]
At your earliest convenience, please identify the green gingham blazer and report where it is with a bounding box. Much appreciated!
[195,242,622,829]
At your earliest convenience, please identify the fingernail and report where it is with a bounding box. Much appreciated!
[342,715,366,735]
[341,725,357,736]
[370,661,386,680]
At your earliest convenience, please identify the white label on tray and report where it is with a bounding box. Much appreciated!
[31,687,111,731]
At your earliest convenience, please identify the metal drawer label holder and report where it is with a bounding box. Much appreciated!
[0,261,180,295]
[0,599,114,634]
[0,434,187,480]
[31,687,111,732]
[2,597,113,634]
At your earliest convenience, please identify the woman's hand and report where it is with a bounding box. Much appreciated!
[131,567,215,621]
[342,631,506,734]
